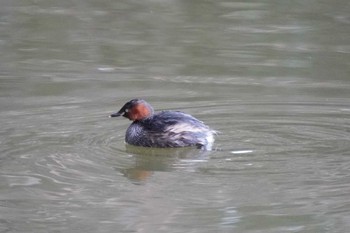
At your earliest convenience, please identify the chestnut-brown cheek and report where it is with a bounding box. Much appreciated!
[129,108,140,121]
[130,105,150,121]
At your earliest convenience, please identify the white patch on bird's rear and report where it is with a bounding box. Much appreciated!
[206,133,214,144]
[166,122,216,150]
[166,123,205,134]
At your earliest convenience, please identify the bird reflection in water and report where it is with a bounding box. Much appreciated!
[120,144,211,183]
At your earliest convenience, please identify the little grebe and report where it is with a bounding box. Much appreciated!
[110,99,216,150]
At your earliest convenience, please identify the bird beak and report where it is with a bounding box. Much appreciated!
[109,112,122,118]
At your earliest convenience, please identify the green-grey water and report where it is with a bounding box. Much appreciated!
[1,0,350,232]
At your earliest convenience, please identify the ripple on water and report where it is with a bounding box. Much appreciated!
[213,101,350,156]
[4,174,42,187]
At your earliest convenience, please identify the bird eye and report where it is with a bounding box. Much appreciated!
[125,109,129,113]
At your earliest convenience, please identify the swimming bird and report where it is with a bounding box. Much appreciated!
[110,99,216,150]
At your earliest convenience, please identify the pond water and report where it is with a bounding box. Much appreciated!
[1,0,350,232]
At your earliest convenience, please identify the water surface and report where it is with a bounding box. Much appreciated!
[1,0,350,232]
